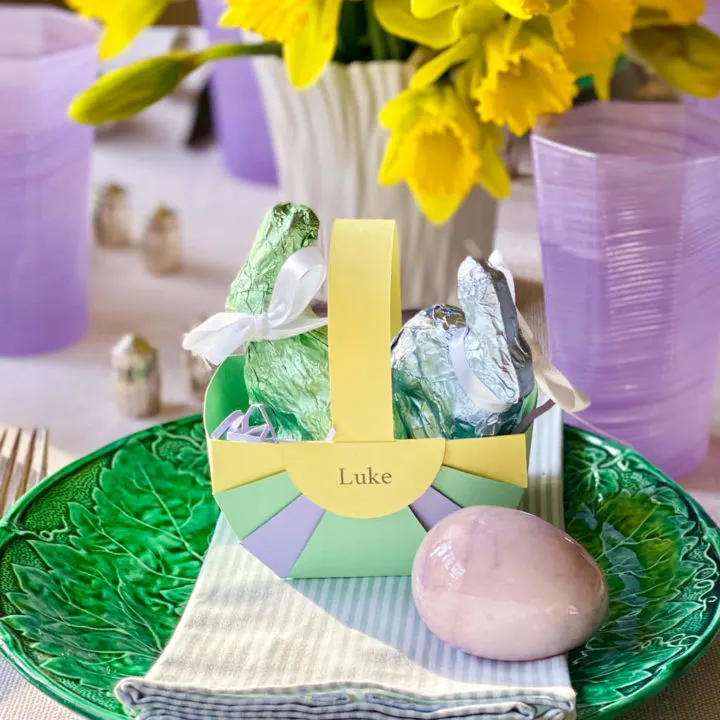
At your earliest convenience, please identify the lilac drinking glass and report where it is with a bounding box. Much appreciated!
[0,7,98,356]
[532,102,720,478]
[196,0,277,185]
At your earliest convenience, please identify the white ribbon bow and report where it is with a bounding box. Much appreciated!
[183,246,328,366]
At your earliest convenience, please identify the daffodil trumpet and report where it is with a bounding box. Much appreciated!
[378,83,510,225]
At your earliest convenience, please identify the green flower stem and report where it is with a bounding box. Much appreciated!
[365,0,389,61]
[384,32,406,62]
[199,41,281,63]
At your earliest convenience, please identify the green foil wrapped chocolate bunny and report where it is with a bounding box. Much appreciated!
[184,203,331,440]
[229,204,329,440]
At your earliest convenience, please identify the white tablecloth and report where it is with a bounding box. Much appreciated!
[1,28,719,720]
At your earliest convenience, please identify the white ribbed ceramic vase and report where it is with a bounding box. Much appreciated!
[252,57,498,309]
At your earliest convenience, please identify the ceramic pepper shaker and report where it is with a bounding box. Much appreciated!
[144,207,182,275]
[111,334,161,418]
[94,184,132,248]
[182,317,216,403]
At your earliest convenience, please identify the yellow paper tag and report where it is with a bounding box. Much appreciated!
[280,439,445,519]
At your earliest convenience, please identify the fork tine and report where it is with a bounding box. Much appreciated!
[22,428,48,496]
[0,428,50,516]
[14,428,35,499]
[0,428,21,513]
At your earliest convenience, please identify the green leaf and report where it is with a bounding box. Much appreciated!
[629,23,720,98]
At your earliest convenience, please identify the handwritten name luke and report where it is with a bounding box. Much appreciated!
[339,467,392,485]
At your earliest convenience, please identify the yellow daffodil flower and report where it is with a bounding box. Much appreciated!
[550,0,636,99]
[490,0,569,20]
[636,0,704,26]
[66,0,170,59]
[378,83,510,225]
[469,21,578,136]
[220,0,343,88]
[411,0,460,18]
[374,0,459,50]
[409,1,505,89]
[630,23,720,98]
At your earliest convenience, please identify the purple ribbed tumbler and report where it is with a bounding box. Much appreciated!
[197,0,277,185]
[0,7,98,356]
[533,102,720,478]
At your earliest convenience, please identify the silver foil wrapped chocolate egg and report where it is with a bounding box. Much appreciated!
[392,256,534,439]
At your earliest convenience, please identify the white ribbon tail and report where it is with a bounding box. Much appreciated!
[516,312,590,414]
[265,246,327,327]
[263,310,329,342]
[488,250,591,417]
[183,313,255,366]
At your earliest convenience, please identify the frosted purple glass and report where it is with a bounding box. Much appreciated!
[197,0,277,185]
[532,102,720,478]
[0,8,98,356]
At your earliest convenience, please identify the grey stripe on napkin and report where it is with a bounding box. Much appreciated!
[116,405,575,720]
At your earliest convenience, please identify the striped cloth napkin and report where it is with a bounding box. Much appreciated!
[116,406,575,720]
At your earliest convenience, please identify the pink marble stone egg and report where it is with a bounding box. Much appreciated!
[412,506,608,661]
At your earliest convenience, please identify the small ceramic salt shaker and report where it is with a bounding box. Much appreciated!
[182,317,216,403]
[94,184,132,248]
[143,207,183,275]
[111,334,161,418]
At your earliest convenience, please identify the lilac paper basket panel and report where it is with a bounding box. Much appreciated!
[197,0,277,185]
[532,102,720,478]
[0,8,98,356]
[241,496,324,578]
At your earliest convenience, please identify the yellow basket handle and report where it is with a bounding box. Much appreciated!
[328,220,402,443]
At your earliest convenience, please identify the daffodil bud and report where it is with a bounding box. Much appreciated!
[69,54,198,125]
[630,24,720,99]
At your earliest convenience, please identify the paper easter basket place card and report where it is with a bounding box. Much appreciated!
[201,220,568,579]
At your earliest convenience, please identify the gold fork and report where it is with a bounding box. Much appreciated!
[0,428,49,516]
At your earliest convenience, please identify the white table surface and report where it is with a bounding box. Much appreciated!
[1,28,719,720]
